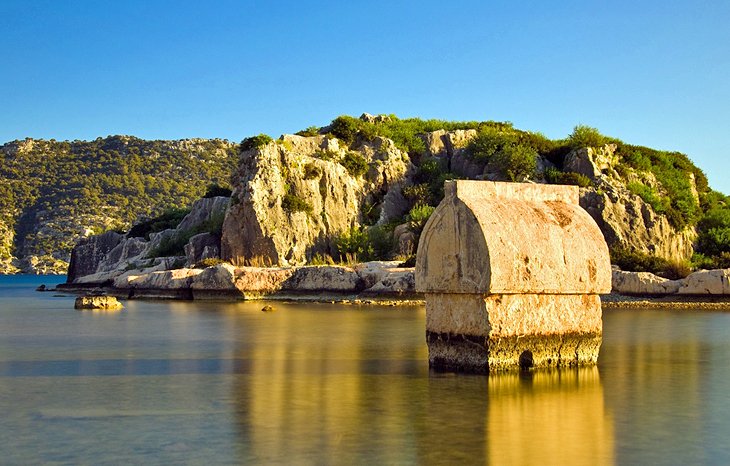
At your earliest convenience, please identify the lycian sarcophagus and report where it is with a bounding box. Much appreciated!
[415,180,611,373]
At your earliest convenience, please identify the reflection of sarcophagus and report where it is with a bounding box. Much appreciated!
[415,181,611,372]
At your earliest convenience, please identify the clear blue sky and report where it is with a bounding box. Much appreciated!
[2,0,729,193]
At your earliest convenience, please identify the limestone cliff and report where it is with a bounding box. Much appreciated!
[221,134,413,266]
[566,145,697,261]
[420,130,698,262]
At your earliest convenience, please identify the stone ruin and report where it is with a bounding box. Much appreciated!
[415,180,611,373]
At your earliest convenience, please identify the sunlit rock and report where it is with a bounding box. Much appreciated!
[415,180,611,372]
[74,295,123,310]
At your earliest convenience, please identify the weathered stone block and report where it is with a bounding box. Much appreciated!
[415,180,611,372]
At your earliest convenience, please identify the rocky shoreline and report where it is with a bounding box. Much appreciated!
[50,263,730,311]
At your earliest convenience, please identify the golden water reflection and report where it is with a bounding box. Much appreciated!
[226,303,614,464]
[487,368,613,465]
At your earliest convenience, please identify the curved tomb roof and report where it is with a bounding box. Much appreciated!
[415,180,611,295]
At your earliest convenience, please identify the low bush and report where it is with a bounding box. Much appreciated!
[610,246,692,279]
[195,257,225,268]
[340,151,369,177]
[303,163,321,180]
[146,231,193,258]
[296,126,321,137]
[627,182,668,214]
[691,252,730,270]
[567,125,615,148]
[492,144,537,182]
[334,226,371,263]
[308,253,335,265]
[544,168,592,188]
[407,203,435,232]
[128,207,191,239]
[239,134,273,152]
[281,192,313,215]
[203,184,232,198]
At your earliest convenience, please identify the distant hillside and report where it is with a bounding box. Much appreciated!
[0,136,237,273]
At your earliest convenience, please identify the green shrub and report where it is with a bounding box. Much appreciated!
[466,127,514,163]
[696,227,730,257]
[367,224,396,259]
[340,151,369,177]
[627,182,669,214]
[561,172,592,188]
[568,125,613,148]
[195,257,225,268]
[329,116,361,145]
[128,207,191,239]
[407,203,435,232]
[610,246,691,279]
[303,163,321,180]
[334,225,371,262]
[203,184,232,198]
[239,134,273,152]
[313,149,339,161]
[402,183,431,205]
[146,231,193,258]
[296,126,321,137]
[492,144,537,182]
[308,253,335,265]
[545,169,592,188]
[281,192,313,214]
[691,252,730,270]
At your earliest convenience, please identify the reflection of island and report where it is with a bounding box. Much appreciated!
[227,304,615,464]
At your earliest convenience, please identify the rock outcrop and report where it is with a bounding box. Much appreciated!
[611,270,682,295]
[66,197,229,283]
[679,269,730,294]
[74,295,123,310]
[63,260,417,300]
[569,145,697,262]
[221,135,413,266]
[611,268,730,295]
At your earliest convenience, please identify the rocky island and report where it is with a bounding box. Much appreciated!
[3,114,729,301]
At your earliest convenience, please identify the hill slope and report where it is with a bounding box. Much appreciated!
[0,136,237,273]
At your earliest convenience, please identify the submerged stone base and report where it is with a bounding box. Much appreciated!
[426,331,602,373]
[425,292,603,373]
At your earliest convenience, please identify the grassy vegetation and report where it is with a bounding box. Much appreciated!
[610,246,692,280]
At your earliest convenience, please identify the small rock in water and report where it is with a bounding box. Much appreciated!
[36,284,46,291]
[261,305,275,313]
[74,295,123,310]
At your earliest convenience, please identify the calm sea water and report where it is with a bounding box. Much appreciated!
[1,276,730,465]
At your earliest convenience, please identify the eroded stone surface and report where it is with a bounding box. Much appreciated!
[679,269,730,295]
[416,181,611,295]
[416,180,611,373]
[612,270,681,295]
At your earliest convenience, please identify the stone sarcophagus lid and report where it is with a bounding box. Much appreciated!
[415,180,611,373]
